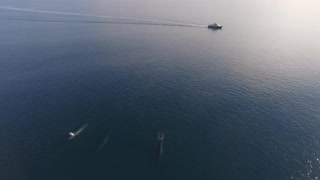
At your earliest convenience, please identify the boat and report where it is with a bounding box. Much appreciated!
[68,132,77,140]
[68,124,88,140]
[208,23,223,29]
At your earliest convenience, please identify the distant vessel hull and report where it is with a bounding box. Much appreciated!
[208,23,223,29]
[208,25,223,29]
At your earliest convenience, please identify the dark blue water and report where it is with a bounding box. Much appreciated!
[1,0,320,179]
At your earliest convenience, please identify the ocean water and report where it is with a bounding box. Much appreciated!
[1,0,320,179]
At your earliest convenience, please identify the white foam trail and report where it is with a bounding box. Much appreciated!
[0,6,204,27]
[0,17,206,28]
[76,123,88,135]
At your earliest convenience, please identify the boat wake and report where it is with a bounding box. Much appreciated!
[0,17,205,28]
[76,124,88,134]
[0,6,205,28]
[98,135,109,149]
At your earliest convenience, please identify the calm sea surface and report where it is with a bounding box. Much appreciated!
[1,0,320,179]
